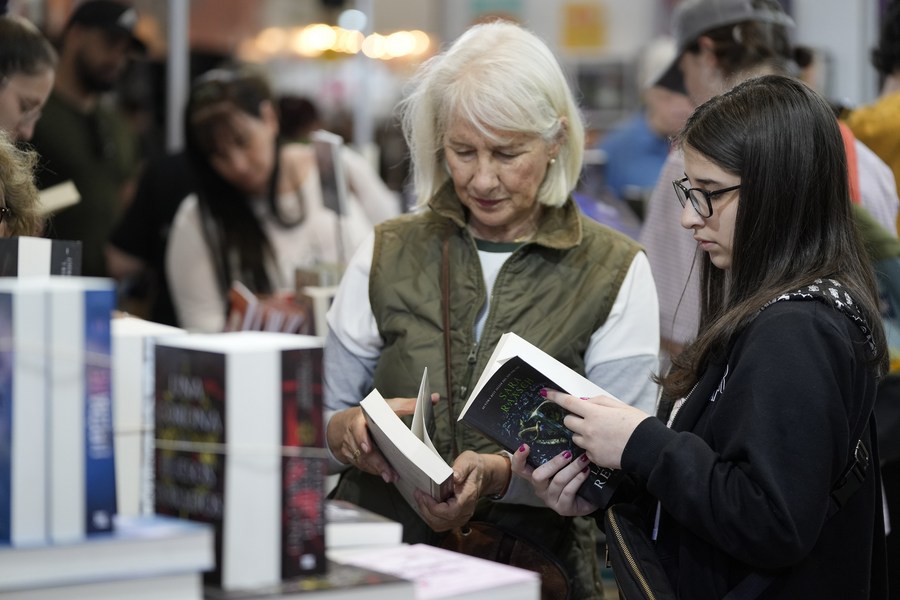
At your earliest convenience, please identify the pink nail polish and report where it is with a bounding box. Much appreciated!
[579,454,589,463]
[540,388,548,397]
[518,444,526,453]
[563,450,572,459]
[581,466,589,474]
[580,397,589,400]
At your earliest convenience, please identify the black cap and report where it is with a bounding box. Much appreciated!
[66,0,146,54]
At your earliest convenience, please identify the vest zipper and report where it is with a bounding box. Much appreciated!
[458,344,479,401]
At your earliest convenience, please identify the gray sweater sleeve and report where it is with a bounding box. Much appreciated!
[323,329,378,472]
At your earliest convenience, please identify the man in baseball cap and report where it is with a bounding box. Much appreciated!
[64,0,146,55]
[28,0,146,277]
[654,0,795,98]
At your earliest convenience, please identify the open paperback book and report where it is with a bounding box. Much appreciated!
[359,368,454,515]
[458,332,623,508]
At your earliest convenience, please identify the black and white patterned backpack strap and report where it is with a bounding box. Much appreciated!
[761,277,877,358]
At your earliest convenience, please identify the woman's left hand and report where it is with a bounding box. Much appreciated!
[546,389,652,469]
[414,451,506,531]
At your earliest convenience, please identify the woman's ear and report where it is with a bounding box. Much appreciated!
[550,116,569,160]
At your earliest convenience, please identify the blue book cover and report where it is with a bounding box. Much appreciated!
[0,293,12,542]
[0,282,48,546]
[83,288,116,534]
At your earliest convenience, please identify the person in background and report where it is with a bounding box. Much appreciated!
[278,95,322,144]
[30,0,145,277]
[0,14,56,143]
[0,131,42,237]
[845,0,900,231]
[0,14,57,238]
[279,93,401,225]
[106,150,193,326]
[639,0,900,360]
[166,65,377,333]
[514,74,889,600]
[323,20,659,600]
[595,36,693,209]
[842,3,900,595]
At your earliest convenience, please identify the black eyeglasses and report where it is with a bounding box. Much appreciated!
[673,176,741,218]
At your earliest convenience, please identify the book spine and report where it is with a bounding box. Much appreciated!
[50,240,82,276]
[83,289,116,534]
[154,345,227,588]
[0,288,48,545]
[48,285,86,542]
[280,347,326,578]
[0,239,21,276]
[0,293,11,542]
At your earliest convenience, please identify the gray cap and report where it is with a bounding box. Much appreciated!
[655,0,795,94]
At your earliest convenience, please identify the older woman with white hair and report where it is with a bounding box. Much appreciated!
[323,20,659,599]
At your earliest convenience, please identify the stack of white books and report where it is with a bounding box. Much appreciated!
[0,278,118,546]
[154,331,329,591]
[110,314,187,517]
[324,499,403,552]
[333,543,540,600]
[0,514,214,599]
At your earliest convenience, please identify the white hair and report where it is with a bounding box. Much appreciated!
[398,20,585,208]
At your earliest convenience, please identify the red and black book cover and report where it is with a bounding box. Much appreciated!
[280,347,327,578]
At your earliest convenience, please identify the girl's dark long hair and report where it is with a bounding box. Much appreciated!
[661,75,889,399]
[183,67,297,296]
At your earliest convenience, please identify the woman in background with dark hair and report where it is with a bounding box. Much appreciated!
[515,75,889,599]
[166,66,378,332]
[0,14,56,144]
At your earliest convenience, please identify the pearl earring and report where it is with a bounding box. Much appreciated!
[549,158,556,165]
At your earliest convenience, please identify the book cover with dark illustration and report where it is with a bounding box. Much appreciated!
[462,355,621,507]
[154,346,227,586]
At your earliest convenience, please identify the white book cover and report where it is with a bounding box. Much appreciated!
[0,237,51,277]
[154,332,328,590]
[111,315,187,517]
[5,572,203,600]
[0,237,82,277]
[460,332,608,418]
[0,514,213,593]
[0,280,48,546]
[45,278,117,543]
[359,368,453,516]
[334,543,539,600]
[36,180,79,216]
[324,499,403,550]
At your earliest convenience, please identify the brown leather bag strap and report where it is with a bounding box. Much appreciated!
[441,227,458,457]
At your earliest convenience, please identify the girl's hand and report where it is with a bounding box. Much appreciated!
[510,444,599,516]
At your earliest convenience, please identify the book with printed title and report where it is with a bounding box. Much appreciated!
[359,368,453,515]
[0,236,82,277]
[154,332,327,591]
[458,332,623,508]
[46,279,118,543]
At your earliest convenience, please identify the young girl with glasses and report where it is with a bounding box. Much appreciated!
[513,75,889,599]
